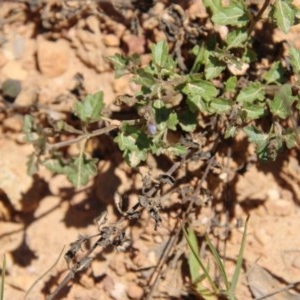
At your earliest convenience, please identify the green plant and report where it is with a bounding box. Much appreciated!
[183,217,249,300]
[22,0,300,298]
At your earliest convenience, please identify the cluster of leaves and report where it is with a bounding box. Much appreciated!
[24,0,300,183]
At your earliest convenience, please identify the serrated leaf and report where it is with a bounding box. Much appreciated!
[205,58,226,80]
[109,54,128,78]
[273,0,295,33]
[268,84,295,119]
[183,78,218,101]
[226,29,248,50]
[66,156,98,187]
[44,156,98,187]
[125,150,147,168]
[289,47,300,73]
[167,112,179,130]
[209,98,232,114]
[187,95,209,113]
[152,40,169,68]
[74,91,104,123]
[262,61,284,84]
[203,0,221,13]
[236,82,265,104]
[242,103,266,120]
[133,69,156,88]
[212,5,248,26]
[244,126,269,154]
[225,76,237,92]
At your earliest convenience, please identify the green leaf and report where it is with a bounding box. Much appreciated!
[236,82,265,104]
[225,125,237,138]
[45,156,98,188]
[23,115,35,142]
[109,54,128,78]
[244,126,269,156]
[66,156,98,187]
[211,5,248,26]
[226,29,248,50]
[167,112,179,130]
[187,95,209,113]
[114,124,152,167]
[209,98,232,114]
[242,103,266,120]
[205,58,226,80]
[190,44,206,73]
[273,0,296,33]
[152,40,169,68]
[203,0,221,14]
[268,84,295,119]
[183,227,219,294]
[284,128,300,148]
[167,144,187,156]
[74,91,104,123]
[262,61,284,84]
[183,77,218,101]
[225,76,237,92]
[133,69,156,88]
[289,47,300,73]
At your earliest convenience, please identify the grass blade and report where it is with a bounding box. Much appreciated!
[205,234,230,291]
[1,254,6,300]
[230,216,249,294]
[183,226,219,294]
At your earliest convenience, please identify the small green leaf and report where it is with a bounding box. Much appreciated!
[268,84,295,119]
[211,5,248,26]
[244,126,269,156]
[109,54,128,78]
[74,91,104,123]
[66,156,98,187]
[209,98,232,114]
[152,40,169,68]
[167,144,187,156]
[205,58,226,80]
[236,82,265,104]
[187,95,209,113]
[273,0,296,33]
[225,125,237,138]
[262,61,284,84]
[203,0,221,13]
[226,29,248,50]
[284,128,300,148]
[167,112,179,130]
[242,103,266,120]
[289,47,300,73]
[44,156,98,187]
[225,76,237,92]
[23,115,35,142]
[183,77,218,101]
[133,69,156,88]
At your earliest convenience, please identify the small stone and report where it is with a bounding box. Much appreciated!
[1,61,27,80]
[103,34,120,47]
[127,283,144,299]
[37,37,70,77]
[3,115,23,131]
